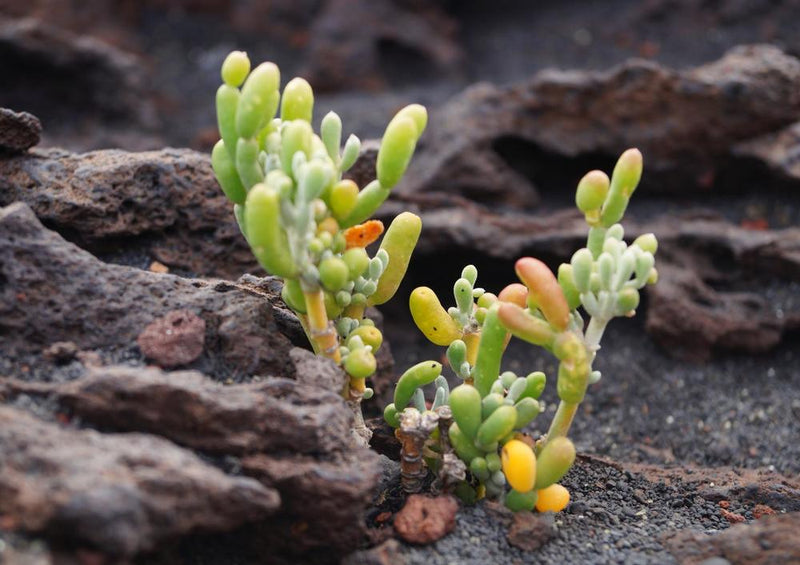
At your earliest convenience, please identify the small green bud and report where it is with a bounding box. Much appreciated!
[514,397,540,428]
[470,457,490,481]
[535,437,576,489]
[598,252,614,290]
[281,279,306,313]
[449,423,484,462]
[211,140,247,204]
[570,249,594,293]
[557,263,581,310]
[616,287,640,314]
[633,233,658,255]
[647,267,659,285]
[482,393,505,420]
[461,264,478,286]
[506,489,538,512]
[506,378,528,403]
[449,384,482,440]
[319,257,349,291]
[454,278,474,315]
[377,116,419,189]
[384,403,400,427]
[344,348,376,379]
[575,170,610,218]
[600,148,643,227]
[477,292,497,309]
[446,340,467,373]
[476,405,517,447]
[221,51,250,87]
[474,307,487,325]
[329,180,359,221]
[321,111,342,162]
[522,372,546,400]
[486,452,501,473]
[280,120,313,175]
[280,77,314,122]
[237,62,280,138]
[335,290,352,307]
[342,248,370,280]
[500,371,517,390]
[340,134,361,172]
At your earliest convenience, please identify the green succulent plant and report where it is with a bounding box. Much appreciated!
[386,149,658,511]
[211,51,426,444]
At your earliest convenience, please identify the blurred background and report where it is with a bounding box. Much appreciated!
[3,0,800,151]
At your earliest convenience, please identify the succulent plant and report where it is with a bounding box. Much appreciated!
[386,149,658,511]
[211,51,426,445]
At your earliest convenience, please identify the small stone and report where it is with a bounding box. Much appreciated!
[393,495,458,545]
[507,511,556,551]
[148,261,169,274]
[0,108,41,153]
[137,310,206,367]
[43,341,78,364]
[720,508,746,524]
[753,504,776,519]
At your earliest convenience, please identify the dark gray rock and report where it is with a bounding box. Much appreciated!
[0,202,296,379]
[0,405,279,556]
[0,108,41,153]
[400,45,800,205]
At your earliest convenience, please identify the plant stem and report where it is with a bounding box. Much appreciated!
[545,316,608,443]
[343,303,365,320]
[303,289,341,363]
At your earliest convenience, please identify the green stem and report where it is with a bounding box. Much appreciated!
[545,316,608,443]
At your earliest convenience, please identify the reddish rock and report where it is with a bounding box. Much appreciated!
[720,508,746,524]
[137,310,206,367]
[393,495,458,545]
[507,511,557,551]
[752,504,776,519]
[664,512,800,565]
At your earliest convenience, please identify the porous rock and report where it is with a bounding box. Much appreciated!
[507,511,557,551]
[401,45,800,205]
[6,364,351,457]
[0,405,279,556]
[304,0,462,91]
[0,147,253,279]
[663,512,800,565]
[0,108,41,153]
[0,202,295,378]
[376,197,800,359]
[393,495,459,545]
[137,309,206,367]
[0,18,158,148]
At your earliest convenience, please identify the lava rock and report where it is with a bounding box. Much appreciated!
[394,495,459,545]
[0,147,252,279]
[0,405,279,556]
[0,18,158,149]
[0,107,41,153]
[401,45,800,205]
[137,310,206,367]
[664,512,800,565]
[304,0,462,91]
[0,202,295,378]
[3,364,352,456]
[507,511,557,551]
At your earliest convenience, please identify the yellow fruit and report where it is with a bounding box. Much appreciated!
[535,484,570,513]
[501,439,536,493]
[409,287,462,346]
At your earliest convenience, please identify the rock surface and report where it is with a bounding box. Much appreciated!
[137,309,207,367]
[663,512,800,565]
[0,107,41,153]
[0,202,295,378]
[400,45,800,205]
[393,495,459,545]
[0,202,382,562]
[0,405,279,556]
